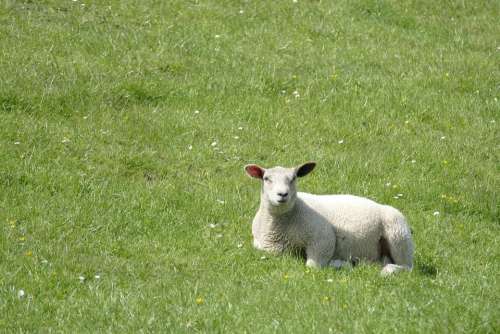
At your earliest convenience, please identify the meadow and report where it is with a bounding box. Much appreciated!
[0,0,498,332]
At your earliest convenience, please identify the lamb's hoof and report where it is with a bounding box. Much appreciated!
[350,257,360,267]
[380,264,406,277]
[305,259,321,269]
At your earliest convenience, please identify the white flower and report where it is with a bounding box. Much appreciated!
[14,141,20,145]
[233,136,239,139]
[338,139,344,144]
[237,243,243,248]
[214,34,221,38]
[62,138,70,143]
[211,141,217,147]
[79,276,85,282]
[385,182,391,187]
[94,274,101,279]
[17,289,25,298]
[411,160,416,164]
[292,90,300,98]
[260,256,267,260]
[216,199,225,204]
[188,145,193,150]
[238,126,243,130]
[209,223,217,229]
[433,211,440,216]
[239,9,244,14]
[440,136,446,140]
[326,278,333,283]
[194,110,200,114]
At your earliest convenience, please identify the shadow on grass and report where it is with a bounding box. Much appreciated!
[415,259,438,277]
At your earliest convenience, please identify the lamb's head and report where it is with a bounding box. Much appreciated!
[245,162,316,213]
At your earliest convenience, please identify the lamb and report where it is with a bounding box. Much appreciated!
[245,162,414,276]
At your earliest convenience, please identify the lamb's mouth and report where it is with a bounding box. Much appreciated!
[276,199,288,204]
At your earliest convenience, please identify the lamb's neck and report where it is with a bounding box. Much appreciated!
[257,200,298,227]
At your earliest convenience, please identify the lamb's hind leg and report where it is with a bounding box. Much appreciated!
[380,210,414,276]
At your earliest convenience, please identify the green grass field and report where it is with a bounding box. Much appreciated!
[1,0,498,332]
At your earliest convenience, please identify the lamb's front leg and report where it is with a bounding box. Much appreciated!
[252,238,265,251]
[305,238,335,268]
[253,233,286,254]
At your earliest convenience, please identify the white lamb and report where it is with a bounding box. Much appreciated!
[245,162,414,276]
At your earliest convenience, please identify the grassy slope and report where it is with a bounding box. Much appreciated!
[0,0,498,332]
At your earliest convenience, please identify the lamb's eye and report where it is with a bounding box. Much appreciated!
[263,176,271,182]
[291,176,297,182]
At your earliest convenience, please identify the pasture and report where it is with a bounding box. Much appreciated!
[0,0,498,332]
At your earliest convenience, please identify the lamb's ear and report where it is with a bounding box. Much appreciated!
[245,164,265,179]
[296,162,316,178]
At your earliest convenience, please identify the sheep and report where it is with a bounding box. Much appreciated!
[244,162,414,276]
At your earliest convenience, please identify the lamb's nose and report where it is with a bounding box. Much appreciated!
[278,192,288,198]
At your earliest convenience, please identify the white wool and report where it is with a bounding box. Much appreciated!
[245,162,414,275]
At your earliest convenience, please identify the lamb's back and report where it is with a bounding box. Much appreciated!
[297,192,384,234]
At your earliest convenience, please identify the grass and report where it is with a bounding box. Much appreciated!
[0,0,498,332]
